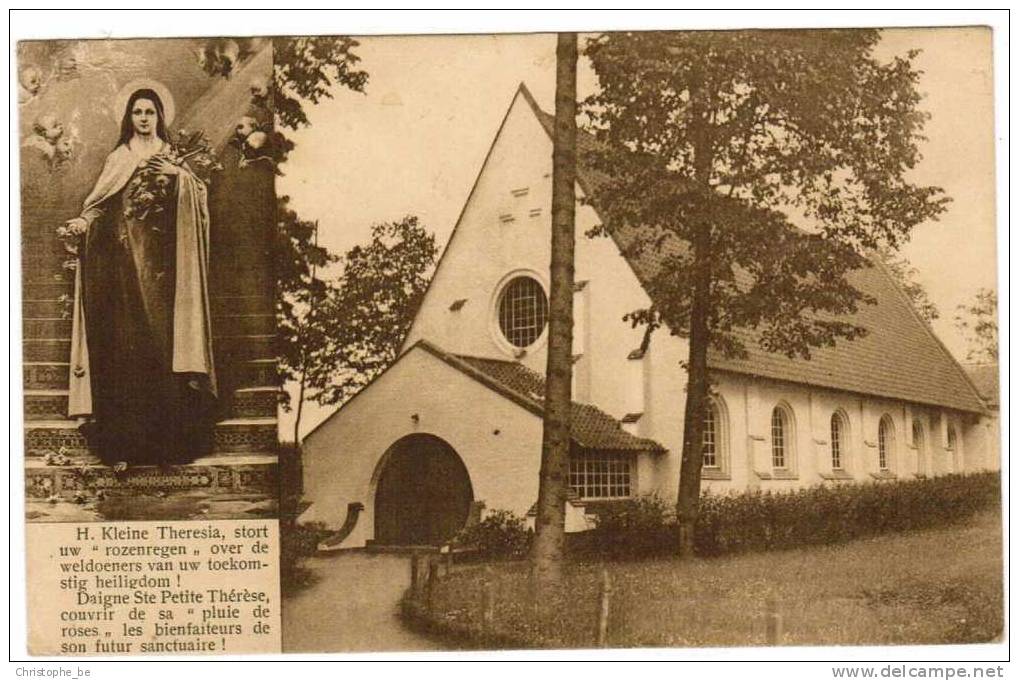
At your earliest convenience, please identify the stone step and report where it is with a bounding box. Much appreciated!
[24,386,279,422]
[23,362,70,390]
[24,334,276,364]
[23,299,273,325]
[23,317,72,339]
[210,295,274,316]
[213,314,274,337]
[25,453,278,500]
[23,292,271,310]
[22,299,70,319]
[213,334,276,362]
[23,282,74,301]
[24,418,278,458]
[235,359,277,389]
[227,387,280,419]
[22,264,74,285]
[213,278,274,299]
[22,389,70,421]
[20,316,273,340]
[23,339,71,362]
[22,250,73,270]
[23,358,276,391]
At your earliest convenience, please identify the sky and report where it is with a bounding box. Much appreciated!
[278,29,998,439]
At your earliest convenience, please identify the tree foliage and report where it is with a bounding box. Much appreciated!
[955,288,998,362]
[265,37,368,424]
[583,30,950,554]
[304,216,437,406]
[874,246,939,322]
[273,36,369,131]
[275,195,337,410]
[585,30,949,359]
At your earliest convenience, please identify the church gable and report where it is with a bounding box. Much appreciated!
[401,85,652,393]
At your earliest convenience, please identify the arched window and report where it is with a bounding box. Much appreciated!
[878,415,894,471]
[771,406,790,469]
[701,398,729,476]
[702,402,719,469]
[912,419,927,476]
[830,412,846,470]
[946,425,958,473]
[497,276,548,348]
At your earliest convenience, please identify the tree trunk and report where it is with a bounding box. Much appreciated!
[291,222,318,447]
[292,368,306,446]
[531,32,577,595]
[676,226,711,556]
[676,99,714,558]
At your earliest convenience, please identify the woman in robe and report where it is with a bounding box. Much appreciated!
[65,86,216,467]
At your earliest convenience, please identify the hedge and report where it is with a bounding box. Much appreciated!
[571,471,1001,559]
[694,471,1000,556]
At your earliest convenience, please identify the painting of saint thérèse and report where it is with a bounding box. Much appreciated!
[20,39,279,522]
[67,83,218,467]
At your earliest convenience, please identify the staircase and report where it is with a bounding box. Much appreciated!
[22,162,280,521]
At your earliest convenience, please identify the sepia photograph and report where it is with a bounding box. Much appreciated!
[11,10,1006,667]
[273,28,1001,652]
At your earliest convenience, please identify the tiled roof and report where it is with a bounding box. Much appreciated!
[521,84,987,415]
[416,340,666,453]
[964,364,999,408]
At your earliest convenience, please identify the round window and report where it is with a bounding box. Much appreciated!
[497,276,549,348]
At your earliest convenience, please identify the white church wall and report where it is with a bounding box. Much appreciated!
[301,347,545,546]
[401,88,652,422]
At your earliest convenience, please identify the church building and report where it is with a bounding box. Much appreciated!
[299,84,997,550]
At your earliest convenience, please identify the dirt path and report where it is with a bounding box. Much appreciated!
[282,551,444,653]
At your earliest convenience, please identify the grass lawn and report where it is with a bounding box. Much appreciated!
[422,511,1003,648]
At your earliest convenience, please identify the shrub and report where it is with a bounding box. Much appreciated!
[694,471,1000,557]
[563,472,999,561]
[454,509,532,560]
[583,495,677,559]
[279,521,331,595]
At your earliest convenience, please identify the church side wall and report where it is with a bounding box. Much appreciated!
[634,363,986,502]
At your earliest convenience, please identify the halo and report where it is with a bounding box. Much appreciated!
[113,78,176,127]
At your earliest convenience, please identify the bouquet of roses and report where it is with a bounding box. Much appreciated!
[123,129,222,220]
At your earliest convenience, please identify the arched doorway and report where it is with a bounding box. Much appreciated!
[373,434,473,546]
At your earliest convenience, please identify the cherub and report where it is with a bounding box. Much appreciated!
[18,65,43,104]
[235,115,259,140]
[22,114,64,163]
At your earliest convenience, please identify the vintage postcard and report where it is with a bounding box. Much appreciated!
[14,21,1003,663]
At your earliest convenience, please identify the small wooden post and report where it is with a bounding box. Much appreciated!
[597,568,612,647]
[765,596,783,645]
[410,551,421,598]
[444,549,453,576]
[481,575,494,632]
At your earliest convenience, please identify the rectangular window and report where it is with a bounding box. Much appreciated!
[569,451,633,499]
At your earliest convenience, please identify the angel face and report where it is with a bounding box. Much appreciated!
[55,136,74,160]
[131,98,159,137]
[235,116,258,139]
[20,66,42,95]
[35,114,64,142]
[250,78,269,99]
